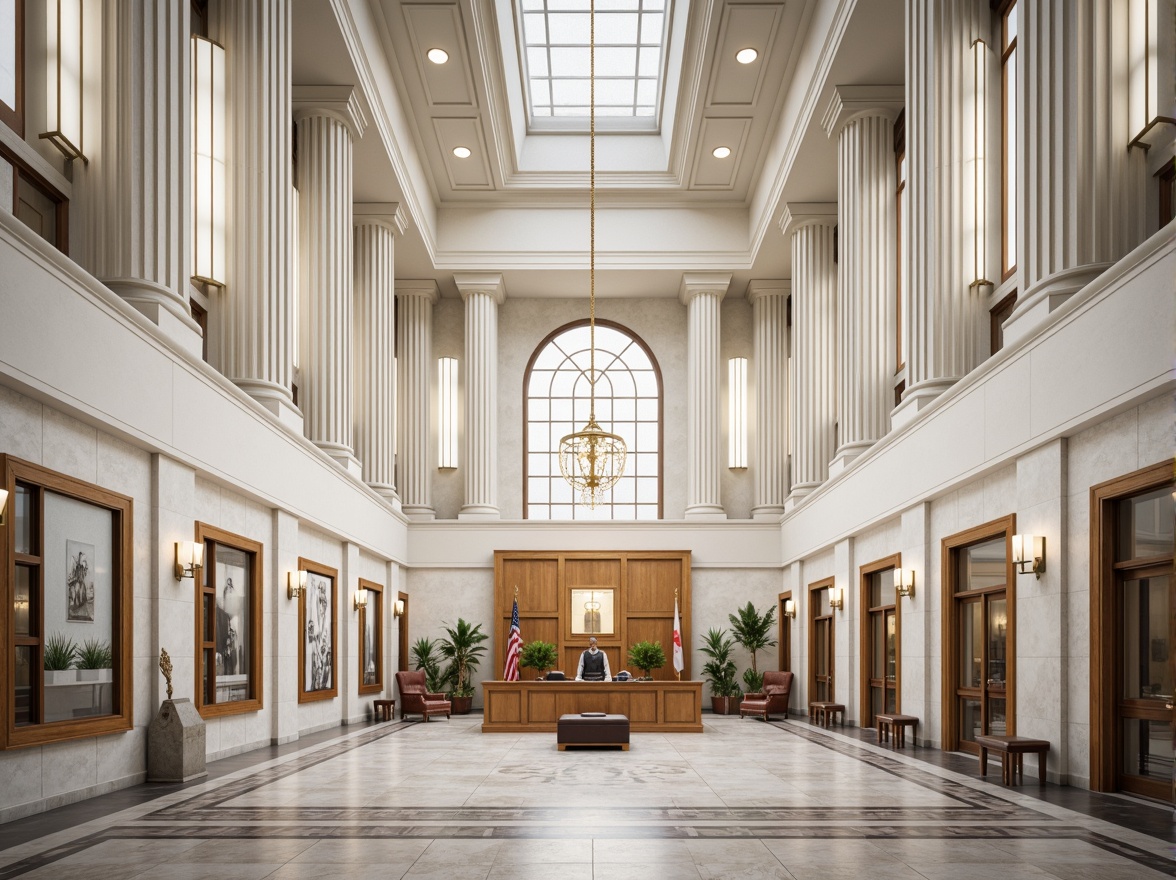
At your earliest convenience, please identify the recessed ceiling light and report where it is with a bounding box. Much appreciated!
[427,48,449,64]
[735,48,758,64]
[452,146,472,159]
[712,146,732,159]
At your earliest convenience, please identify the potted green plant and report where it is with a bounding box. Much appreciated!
[519,640,558,680]
[728,601,777,695]
[627,640,666,680]
[699,627,741,714]
[411,637,447,695]
[438,619,489,714]
[44,633,78,684]
[75,638,113,682]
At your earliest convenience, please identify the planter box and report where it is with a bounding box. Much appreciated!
[76,668,113,682]
[450,695,473,715]
[44,670,77,685]
[710,695,742,715]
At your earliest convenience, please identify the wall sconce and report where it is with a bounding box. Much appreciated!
[192,34,227,287]
[967,38,990,289]
[0,488,8,526]
[174,541,205,581]
[1012,534,1046,579]
[828,587,844,610]
[894,568,915,599]
[1128,0,1176,149]
[783,598,796,619]
[437,357,458,469]
[354,586,368,611]
[728,357,747,469]
[288,569,307,600]
[42,0,86,161]
[394,598,405,617]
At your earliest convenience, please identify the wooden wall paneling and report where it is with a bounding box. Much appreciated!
[626,557,683,612]
[626,616,676,680]
[502,557,559,612]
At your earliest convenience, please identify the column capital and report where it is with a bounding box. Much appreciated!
[821,85,904,139]
[454,272,506,305]
[746,279,791,304]
[293,85,368,140]
[678,272,731,305]
[354,202,407,236]
[395,280,440,303]
[779,202,837,237]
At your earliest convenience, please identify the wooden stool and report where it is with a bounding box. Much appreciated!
[809,701,845,728]
[875,713,919,748]
[373,699,395,722]
[975,735,1050,785]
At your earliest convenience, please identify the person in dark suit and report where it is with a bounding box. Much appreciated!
[575,637,611,681]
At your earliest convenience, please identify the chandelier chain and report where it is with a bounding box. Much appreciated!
[589,0,596,417]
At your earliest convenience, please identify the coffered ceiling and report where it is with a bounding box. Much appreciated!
[291,0,904,298]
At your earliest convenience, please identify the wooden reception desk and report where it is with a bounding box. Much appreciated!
[481,680,704,733]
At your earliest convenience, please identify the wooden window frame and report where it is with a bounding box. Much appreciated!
[193,522,263,718]
[397,591,409,672]
[1000,0,1018,281]
[1089,460,1174,794]
[777,591,792,673]
[357,578,383,696]
[0,142,69,253]
[0,0,23,136]
[1157,158,1174,228]
[941,514,1016,752]
[1,454,133,749]
[808,577,835,704]
[859,553,902,727]
[297,557,338,703]
[989,289,1017,356]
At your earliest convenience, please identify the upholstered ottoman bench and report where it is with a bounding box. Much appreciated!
[557,713,630,751]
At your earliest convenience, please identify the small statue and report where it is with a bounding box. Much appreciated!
[159,648,174,701]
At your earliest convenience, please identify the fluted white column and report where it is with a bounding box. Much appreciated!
[894,0,987,428]
[1004,0,1148,346]
[88,0,202,356]
[294,86,367,477]
[396,282,439,521]
[455,274,505,520]
[216,1,299,428]
[748,281,790,520]
[823,87,902,473]
[680,273,730,520]
[354,204,406,508]
[782,205,837,509]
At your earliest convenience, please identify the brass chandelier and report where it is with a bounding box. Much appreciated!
[557,0,627,508]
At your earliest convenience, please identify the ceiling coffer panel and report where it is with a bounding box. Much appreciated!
[705,3,785,108]
[402,2,478,108]
[433,118,495,189]
[691,117,752,188]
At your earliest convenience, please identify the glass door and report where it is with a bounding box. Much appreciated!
[954,536,1009,755]
[865,570,897,725]
[809,584,833,703]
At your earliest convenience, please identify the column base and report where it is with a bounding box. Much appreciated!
[105,279,204,360]
[458,504,501,521]
[684,504,727,521]
[1002,263,1111,349]
[402,505,436,521]
[891,377,958,430]
[315,443,363,479]
[828,442,873,477]
[784,483,821,511]
[750,505,786,521]
[235,380,304,434]
[369,484,402,512]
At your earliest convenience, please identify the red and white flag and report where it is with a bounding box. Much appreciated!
[503,598,522,681]
[672,596,684,676]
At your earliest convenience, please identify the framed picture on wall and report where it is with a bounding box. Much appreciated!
[571,587,615,635]
[299,558,338,702]
[65,539,95,622]
[358,579,383,695]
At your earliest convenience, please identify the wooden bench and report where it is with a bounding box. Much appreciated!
[557,713,630,750]
[809,701,845,728]
[875,713,919,749]
[975,734,1049,786]
[373,699,395,722]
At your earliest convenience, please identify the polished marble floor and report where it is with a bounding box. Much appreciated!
[0,714,1173,879]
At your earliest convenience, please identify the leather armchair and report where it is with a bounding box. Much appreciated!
[739,670,793,721]
[395,669,452,722]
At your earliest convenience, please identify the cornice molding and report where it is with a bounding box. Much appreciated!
[820,85,904,139]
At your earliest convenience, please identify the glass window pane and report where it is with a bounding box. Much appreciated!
[988,597,1007,686]
[988,697,1007,736]
[886,610,897,682]
[15,645,32,726]
[961,538,1006,591]
[14,484,32,555]
[213,544,250,701]
[960,697,982,743]
[1122,718,1174,782]
[1118,487,1175,561]
[871,612,884,678]
[960,600,982,687]
[14,563,31,635]
[868,572,882,609]
[1122,576,1172,700]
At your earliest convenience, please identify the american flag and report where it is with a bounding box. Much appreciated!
[503,598,522,681]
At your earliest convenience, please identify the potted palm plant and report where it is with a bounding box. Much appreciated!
[438,619,488,714]
[74,638,113,682]
[519,640,558,680]
[411,637,447,695]
[44,633,78,685]
[627,640,666,680]
[699,628,741,714]
[728,602,777,695]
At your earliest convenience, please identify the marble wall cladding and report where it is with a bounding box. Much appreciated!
[1136,393,1174,465]
[0,383,45,461]
[691,568,783,680]
[720,295,754,520]
[433,296,465,519]
[405,567,495,705]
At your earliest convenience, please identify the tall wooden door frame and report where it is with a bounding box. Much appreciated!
[941,514,1016,753]
[808,578,835,706]
[859,554,902,727]
[778,591,793,673]
[1090,461,1174,797]
[397,591,409,673]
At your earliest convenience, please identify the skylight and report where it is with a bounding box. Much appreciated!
[520,0,669,124]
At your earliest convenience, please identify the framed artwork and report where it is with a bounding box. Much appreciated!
[65,539,95,622]
[298,558,338,702]
[358,579,383,695]
[571,587,615,635]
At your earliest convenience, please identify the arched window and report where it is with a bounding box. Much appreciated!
[524,320,662,520]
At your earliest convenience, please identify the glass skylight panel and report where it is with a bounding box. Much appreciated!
[521,0,669,122]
